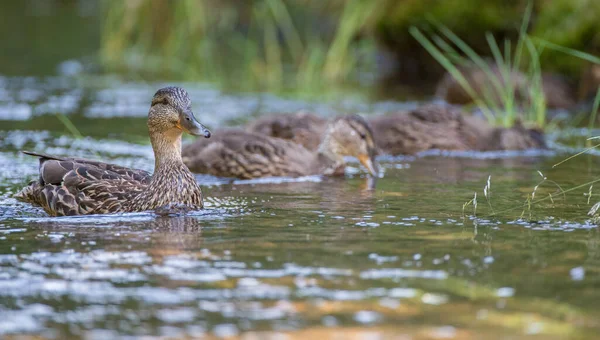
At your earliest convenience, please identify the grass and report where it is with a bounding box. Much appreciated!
[410,2,547,129]
[589,89,600,142]
[411,3,600,131]
[461,168,597,221]
[55,112,83,139]
[100,0,379,96]
[99,0,600,109]
[532,39,600,138]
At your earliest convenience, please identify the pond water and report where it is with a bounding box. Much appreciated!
[1,75,600,339]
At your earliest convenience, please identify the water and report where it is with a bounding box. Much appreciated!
[0,73,599,339]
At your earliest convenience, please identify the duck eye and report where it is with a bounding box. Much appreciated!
[359,132,366,139]
[185,117,191,121]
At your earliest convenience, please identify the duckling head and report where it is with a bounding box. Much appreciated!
[148,86,211,138]
[319,115,379,176]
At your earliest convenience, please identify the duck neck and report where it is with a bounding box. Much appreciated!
[130,128,203,211]
[150,129,186,174]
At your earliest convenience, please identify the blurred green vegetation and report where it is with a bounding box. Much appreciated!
[375,0,528,82]
[375,0,600,82]
[0,0,598,110]
[410,2,548,128]
[533,0,600,76]
[0,1,100,75]
[100,0,600,91]
[100,0,380,94]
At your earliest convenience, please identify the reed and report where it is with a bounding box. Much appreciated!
[410,1,600,130]
[410,2,547,128]
[100,0,379,94]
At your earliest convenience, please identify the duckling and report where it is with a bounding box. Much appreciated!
[182,115,378,179]
[245,105,546,155]
[15,86,211,216]
[368,105,480,155]
[369,105,546,154]
[246,111,327,151]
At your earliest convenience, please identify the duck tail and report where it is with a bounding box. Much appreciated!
[14,181,39,203]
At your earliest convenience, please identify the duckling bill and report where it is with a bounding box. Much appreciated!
[182,115,379,179]
[15,86,211,216]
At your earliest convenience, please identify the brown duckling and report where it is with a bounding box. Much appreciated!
[245,105,546,155]
[246,111,327,151]
[369,105,546,154]
[368,104,482,155]
[182,115,378,179]
[15,86,211,216]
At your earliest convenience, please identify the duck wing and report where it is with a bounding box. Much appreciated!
[182,129,314,179]
[16,151,150,216]
[22,151,151,184]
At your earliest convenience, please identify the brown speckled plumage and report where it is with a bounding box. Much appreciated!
[247,105,545,155]
[182,115,378,179]
[369,105,546,154]
[15,86,211,216]
[246,111,327,151]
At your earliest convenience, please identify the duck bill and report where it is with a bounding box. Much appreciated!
[181,110,211,138]
[357,154,378,176]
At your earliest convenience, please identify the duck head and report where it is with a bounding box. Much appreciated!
[319,115,379,176]
[148,86,211,138]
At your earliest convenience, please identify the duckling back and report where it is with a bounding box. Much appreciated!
[368,105,480,155]
[182,129,316,179]
[246,111,327,151]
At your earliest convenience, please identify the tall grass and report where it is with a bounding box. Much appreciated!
[100,0,380,94]
[410,1,600,130]
[532,40,600,139]
[410,2,546,128]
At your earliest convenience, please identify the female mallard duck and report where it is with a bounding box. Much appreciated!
[182,115,378,179]
[244,105,545,155]
[15,86,211,216]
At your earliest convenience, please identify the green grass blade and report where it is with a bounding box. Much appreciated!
[534,39,600,64]
[524,37,546,128]
[513,1,533,71]
[552,143,600,168]
[410,26,496,123]
[432,35,465,65]
[487,33,506,70]
[486,33,516,126]
[588,88,600,142]
[438,25,508,116]
[56,113,83,139]
[432,33,499,108]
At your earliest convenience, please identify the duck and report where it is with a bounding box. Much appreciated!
[245,110,327,151]
[14,86,212,216]
[368,104,483,154]
[369,105,545,154]
[182,115,378,179]
[243,105,546,155]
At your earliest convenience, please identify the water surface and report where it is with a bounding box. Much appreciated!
[1,76,599,339]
